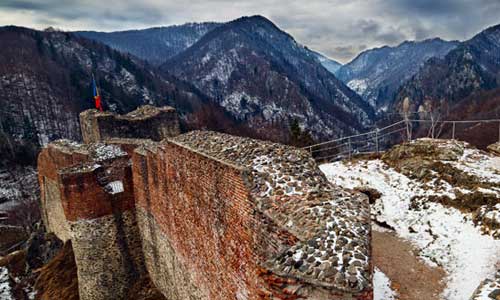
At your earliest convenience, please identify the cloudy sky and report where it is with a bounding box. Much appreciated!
[1,0,499,63]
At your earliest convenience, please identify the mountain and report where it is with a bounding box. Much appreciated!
[395,24,500,112]
[394,24,500,147]
[162,15,374,141]
[76,22,220,65]
[308,49,342,74]
[0,26,238,166]
[336,38,458,111]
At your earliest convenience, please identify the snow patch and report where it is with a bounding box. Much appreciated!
[320,159,500,300]
[374,268,397,300]
[347,79,368,95]
[0,267,13,300]
[105,181,124,194]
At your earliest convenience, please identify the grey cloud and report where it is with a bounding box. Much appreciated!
[0,0,498,63]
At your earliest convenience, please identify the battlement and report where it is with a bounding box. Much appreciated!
[80,105,180,143]
[37,106,373,300]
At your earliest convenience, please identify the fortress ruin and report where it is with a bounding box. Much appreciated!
[37,105,373,300]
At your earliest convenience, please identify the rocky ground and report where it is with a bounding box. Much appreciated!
[320,138,500,300]
[0,166,39,256]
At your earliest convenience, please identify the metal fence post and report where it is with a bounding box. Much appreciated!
[452,121,456,140]
[348,137,352,160]
[375,128,379,153]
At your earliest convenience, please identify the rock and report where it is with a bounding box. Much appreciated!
[383,138,465,163]
[26,229,63,270]
[487,142,500,156]
[334,272,345,285]
[488,289,500,299]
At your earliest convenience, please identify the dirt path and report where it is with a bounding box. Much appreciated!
[373,228,446,300]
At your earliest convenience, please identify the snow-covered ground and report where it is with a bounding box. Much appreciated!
[0,267,13,300]
[0,167,38,213]
[320,155,500,300]
[374,267,397,300]
[471,272,500,300]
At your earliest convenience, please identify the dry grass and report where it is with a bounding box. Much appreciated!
[0,249,27,276]
[0,226,27,256]
[127,275,167,300]
[33,241,79,300]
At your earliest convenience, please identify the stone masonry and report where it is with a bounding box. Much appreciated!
[38,140,146,300]
[80,105,180,143]
[38,105,373,300]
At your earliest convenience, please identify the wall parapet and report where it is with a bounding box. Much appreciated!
[80,105,180,144]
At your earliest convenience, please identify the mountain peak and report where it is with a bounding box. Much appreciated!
[230,15,274,25]
[337,37,458,109]
[162,16,373,141]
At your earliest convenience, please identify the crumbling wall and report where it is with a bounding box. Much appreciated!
[38,106,372,300]
[80,105,180,144]
[37,141,91,241]
[132,135,373,300]
[38,141,146,300]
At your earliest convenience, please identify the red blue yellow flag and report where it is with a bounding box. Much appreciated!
[92,75,103,111]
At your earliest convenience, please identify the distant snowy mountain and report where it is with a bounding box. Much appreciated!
[337,38,458,111]
[76,23,220,65]
[308,49,343,74]
[395,24,500,112]
[162,16,374,141]
[393,24,500,147]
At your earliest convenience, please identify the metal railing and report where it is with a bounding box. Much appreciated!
[304,118,500,162]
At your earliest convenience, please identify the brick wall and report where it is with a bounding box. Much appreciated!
[37,141,146,300]
[37,143,91,241]
[132,139,372,300]
[133,141,267,299]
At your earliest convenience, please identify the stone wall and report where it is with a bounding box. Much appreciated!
[38,141,146,300]
[38,140,92,241]
[38,106,373,300]
[80,105,180,144]
[131,132,373,300]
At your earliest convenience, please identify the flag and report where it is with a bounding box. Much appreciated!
[92,75,103,111]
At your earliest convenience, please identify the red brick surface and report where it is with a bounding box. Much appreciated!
[59,164,135,221]
[134,142,267,299]
[38,144,136,222]
[132,141,373,299]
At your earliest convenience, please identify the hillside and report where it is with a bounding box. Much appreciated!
[162,15,374,141]
[0,26,240,166]
[76,23,220,65]
[395,24,500,117]
[337,38,458,110]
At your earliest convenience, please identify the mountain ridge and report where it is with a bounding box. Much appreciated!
[394,23,500,112]
[76,22,221,65]
[0,25,245,166]
[337,37,459,111]
[162,15,374,141]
